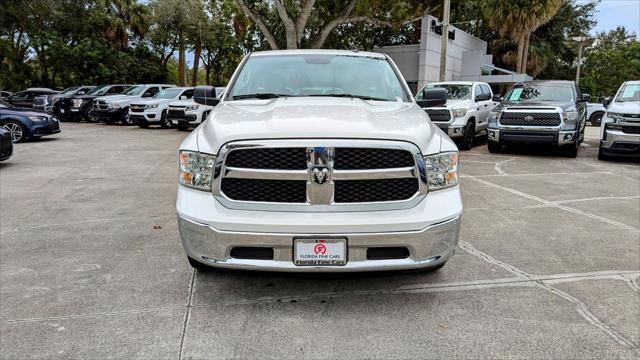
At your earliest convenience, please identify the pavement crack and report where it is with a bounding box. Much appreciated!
[459,241,640,353]
[178,269,196,360]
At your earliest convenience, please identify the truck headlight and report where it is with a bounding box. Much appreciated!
[452,108,467,118]
[108,103,120,109]
[424,152,459,191]
[185,104,200,111]
[605,112,622,120]
[147,103,158,109]
[179,150,215,191]
[564,111,578,122]
[73,99,83,108]
[489,110,500,120]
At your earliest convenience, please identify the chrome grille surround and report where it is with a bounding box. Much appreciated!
[212,140,428,212]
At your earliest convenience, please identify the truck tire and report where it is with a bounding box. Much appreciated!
[458,121,475,150]
[597,148,609,161]
[160,110,172,129]
[590,111,604,126]
[84,109,97,123]
[488,141,502,153]
[188,256,211,272]
[563,140,579,158]
[120,108,132,125]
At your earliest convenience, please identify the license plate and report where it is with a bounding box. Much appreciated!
[294,238,347,266]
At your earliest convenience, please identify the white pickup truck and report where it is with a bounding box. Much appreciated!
[93,84,175,125]
[599,80,640,160]
[166,87,224,131]
[417,81,497,149]
[176,50,462,272]
[129,87,194,128]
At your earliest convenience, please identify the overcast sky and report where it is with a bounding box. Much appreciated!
[185,0,640,66]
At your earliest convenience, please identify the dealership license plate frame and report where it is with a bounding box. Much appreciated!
[293,238,347,266]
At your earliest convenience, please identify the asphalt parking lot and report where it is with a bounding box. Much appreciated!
[1,123,638,359]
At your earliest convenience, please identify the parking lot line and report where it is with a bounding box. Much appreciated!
[466,176,640,233]
[458,241,640,353]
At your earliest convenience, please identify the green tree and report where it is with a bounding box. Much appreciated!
[483,0,562,73]
[580,27,640,97]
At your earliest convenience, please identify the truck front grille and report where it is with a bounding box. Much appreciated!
[622,126,640,134]
[425,109,451,122]
[130,104,145,112]
[215,141,424,207]
[334,178,418,203]
[500,112,561,126]
[225,148,307,170]
[221,179,307,203]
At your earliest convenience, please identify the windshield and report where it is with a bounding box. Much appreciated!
[615,83,640,102]
[505,84,574,102]
[422,84,471,100]
[155,88,183,99]
[228,54,408,101]
[123,86,144,96]
[60,86,79,94]
[87,85,109,95]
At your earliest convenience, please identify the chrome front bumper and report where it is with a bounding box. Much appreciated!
[600,129,640,155]
[178,214,461,272]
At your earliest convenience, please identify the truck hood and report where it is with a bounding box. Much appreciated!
[195,97,447,155]
[130,98,175,106]
[607,101,640,114]
[169,99,197,106]
[500,100,576,111]
[98,94,135,103]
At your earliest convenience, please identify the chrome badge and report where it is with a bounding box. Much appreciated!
[308,147,334,185]
[524,115,534,123]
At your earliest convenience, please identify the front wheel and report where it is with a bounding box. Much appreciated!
[590,112,604,126]
[488,141,502,153]
[160,110,172,129]
[562,141,579,158]
[84,108,97,122]
[120,108,132,125]
[597,148,609,161]
[2,121,27,142]
[458,121,475,150]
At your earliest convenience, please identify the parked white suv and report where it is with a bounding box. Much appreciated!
[129,87,193,128]
[167,87,224,131]
[416,81,496,149]
[177,50,462,272]
[599,80,640,160]
[93,84,175,125]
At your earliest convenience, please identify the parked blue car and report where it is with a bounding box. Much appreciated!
[0,99,61,142]
[0,127,13,161]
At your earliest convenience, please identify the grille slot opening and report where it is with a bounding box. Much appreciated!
[367,247,410,260]
[334,178,418,203]
[221,178,307,203]
[230,247,274,260]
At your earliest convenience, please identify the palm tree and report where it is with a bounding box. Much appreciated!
[484,0,562,73]
[103,0,148,50]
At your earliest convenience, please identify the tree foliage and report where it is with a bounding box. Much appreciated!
[580,27,640,97]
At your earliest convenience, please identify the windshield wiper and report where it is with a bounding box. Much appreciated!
[232,93,291,100]
[309,93,391,101]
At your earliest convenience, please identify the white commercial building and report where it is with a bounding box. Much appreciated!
[376,15,532,94]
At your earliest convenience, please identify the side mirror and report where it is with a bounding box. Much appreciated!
[475,93,491,102]
[580,93,590,102]
[603,96,612,107]
[492,95,502,102]
[415,88,447,108]
[142,93,154,98]
[194,86,221,106]
[180,95,188,100]
[78,91,85,95]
